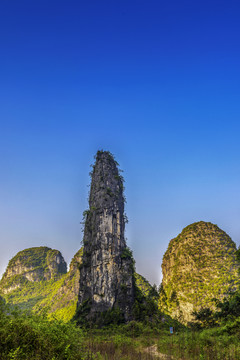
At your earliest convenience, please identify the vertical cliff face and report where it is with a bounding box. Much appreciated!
[78,151,134,321]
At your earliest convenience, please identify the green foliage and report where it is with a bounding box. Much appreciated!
[74,298,92,326]
[157,327,240,360]
[132,277,161,325]
[106,187,114,197]
[97,307,125,326]
[0,247,67,290]
[2,295,240,360]
[83,207,97,220]
[123,320,145,337]
[1,275,77,321]
[7,247,51,269]
[114,174,124,183]
[0,274,29,289]
[0,304,86,360]
[120,247,134,261]
[134,273,157,298]
[1,247,83,322]
[75,300,125,328]
[95,150,119,166]
[82,209,90,219]
[69,248,83,269]
[214,290,240,321]
[159,221,240,323]
[192,307,216,329]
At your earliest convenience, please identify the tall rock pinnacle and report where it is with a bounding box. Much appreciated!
[78,151,134,322]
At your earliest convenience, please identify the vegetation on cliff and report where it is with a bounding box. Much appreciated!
[0,245,154,323]
[134,273,154,297]
[0,300,86,360]
[159,221,240,323]
[78,150,134,322]
[0,247,67,292]
[0,248,83,322]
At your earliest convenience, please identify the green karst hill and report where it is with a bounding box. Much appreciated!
[0,247,82,321]
[159,221,240,324]
[0,246,67,291]
[0,245,155,322]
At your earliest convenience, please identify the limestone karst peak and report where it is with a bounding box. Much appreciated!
[159,221,240,324]
[78,150,134,322]
[0,247,67,294]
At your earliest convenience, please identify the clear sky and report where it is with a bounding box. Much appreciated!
[1,0,240,285]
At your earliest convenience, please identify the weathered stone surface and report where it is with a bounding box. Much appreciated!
[0,247,67,293]
[78,151,134,320]
[159,221,240,324]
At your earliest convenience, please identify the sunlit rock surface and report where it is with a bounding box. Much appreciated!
[0,247,67,293]
[78,151,134,320]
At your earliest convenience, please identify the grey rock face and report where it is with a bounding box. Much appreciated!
[78,151,134,320]
[0,247,67,293]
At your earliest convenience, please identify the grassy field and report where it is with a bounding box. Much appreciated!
[1,296,240,360]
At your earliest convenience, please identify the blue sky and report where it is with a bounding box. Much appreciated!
[1,0,240,284]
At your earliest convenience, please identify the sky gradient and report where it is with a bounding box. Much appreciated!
[1,0,240,284]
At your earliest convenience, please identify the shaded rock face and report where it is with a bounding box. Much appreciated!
[159,221,240,324]
[78,151,134,320]
[0,247,67,293]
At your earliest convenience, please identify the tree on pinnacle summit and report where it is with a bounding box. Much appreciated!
[77,151,134,322]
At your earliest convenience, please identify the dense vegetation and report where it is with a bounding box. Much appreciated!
[0,295,179,360]
[159,221,240,323]
[1,276,240,359]
[0,297,86,360]
[0,248,158,325]
[0,248,83,322]
[0,247,67,292]
[1,222,240,358]
[2,296,240,360]
[156,283,240,359]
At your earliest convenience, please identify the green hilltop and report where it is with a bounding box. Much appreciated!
[159,221,240,324]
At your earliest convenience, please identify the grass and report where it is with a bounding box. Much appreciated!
[1,311,240,359]
[157,328,240,359]
[1,294,240,359]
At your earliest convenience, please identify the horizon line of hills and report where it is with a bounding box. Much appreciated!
[1,150,239,325]
[0,220,239,324]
